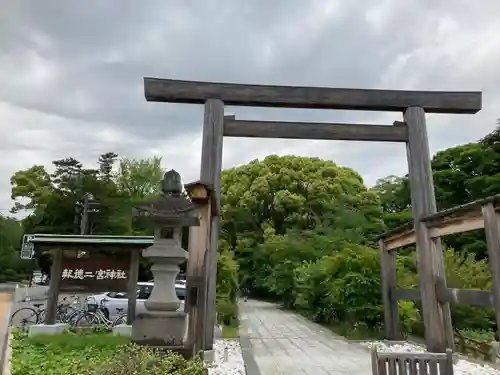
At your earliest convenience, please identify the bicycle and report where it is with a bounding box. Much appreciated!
[57,296,96,326]
[10,296,76,327]
[74,298,128,327]
[37,296,78,324]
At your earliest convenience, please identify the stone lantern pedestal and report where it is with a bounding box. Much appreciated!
[131,170,199,348]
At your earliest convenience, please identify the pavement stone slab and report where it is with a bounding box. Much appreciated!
[239,300,372,375]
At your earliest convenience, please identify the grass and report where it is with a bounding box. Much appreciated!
[326,322,385,341]
[221,324,239,339]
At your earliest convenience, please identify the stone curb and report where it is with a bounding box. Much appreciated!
[238,320,261,375]
[0,290,14,375]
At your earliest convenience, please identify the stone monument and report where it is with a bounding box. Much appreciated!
[132,170,199,347]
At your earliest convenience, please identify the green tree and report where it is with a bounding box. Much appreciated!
[371,175,411,230]
[220,155,385,309]
[0,215,32,282]
[10,165,53,213]
[115,156,164,204]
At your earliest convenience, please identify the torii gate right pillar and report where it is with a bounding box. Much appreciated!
[404,106,454,353]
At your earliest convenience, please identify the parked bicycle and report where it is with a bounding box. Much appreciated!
[57,296,97,326]
[74,297,128,327]
[10,296,77,327]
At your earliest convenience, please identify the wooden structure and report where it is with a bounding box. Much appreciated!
[184,180,216,357]
[371,346,454,375]
[23,234,151,325]
[379,194,500,349]
[143,77,481,352]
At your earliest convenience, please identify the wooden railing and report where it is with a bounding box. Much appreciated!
[454,330,498,363]
[381,194,500,251]
[378,194,500,347]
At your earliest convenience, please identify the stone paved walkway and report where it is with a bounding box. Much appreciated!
[239,299,372,375]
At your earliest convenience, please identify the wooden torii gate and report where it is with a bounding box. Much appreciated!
[142,77,481,353]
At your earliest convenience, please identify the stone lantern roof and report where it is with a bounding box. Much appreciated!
[133,170,199,226]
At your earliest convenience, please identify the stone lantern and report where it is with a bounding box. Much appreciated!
[132,170,199,347]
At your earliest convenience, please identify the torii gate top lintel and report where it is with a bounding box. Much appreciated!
[143,77,481,114]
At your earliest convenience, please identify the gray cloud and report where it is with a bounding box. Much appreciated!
[1,0,500,214]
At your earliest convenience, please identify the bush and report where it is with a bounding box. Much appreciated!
[91,344,205,375]
[295,244,384,328]
[216,242,239,327]
[11,328,205,375]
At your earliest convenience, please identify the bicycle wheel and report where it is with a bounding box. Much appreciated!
[65,309,86,326]
[57,305,75,323]
[10,307,38,327]
[37,309,47,324]
[112,314,128,326]
[74,312,99,327]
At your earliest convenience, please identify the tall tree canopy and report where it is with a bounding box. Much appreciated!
[220,155,386,317]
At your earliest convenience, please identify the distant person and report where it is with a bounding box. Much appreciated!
[242,287,249,302]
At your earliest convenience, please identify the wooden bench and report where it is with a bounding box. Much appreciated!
[371,346,454,375]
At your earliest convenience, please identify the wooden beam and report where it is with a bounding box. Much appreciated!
[45,248,63,324]
[423,193,500,222]
[396,288,493,308]
[383,210,486,251]
[384,227,416,251]
[425,210,485,237]
[481,203,500,342]
[379,240,401,340]
[404,106,453,353]
[395,289,421,302]
[379,195,500,251]
[186,196,211,357]
[144,78,482,114]
[127,250,140,325]
[443,289,492,308]
[200,99,224,351]
[223,119,408,142]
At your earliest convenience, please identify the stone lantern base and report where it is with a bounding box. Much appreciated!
[132,310,187,347]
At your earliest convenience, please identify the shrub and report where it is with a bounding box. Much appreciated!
[11,328,205,375]
[216,242,239,327]
[90,344,205,375]
[294,244,384,328]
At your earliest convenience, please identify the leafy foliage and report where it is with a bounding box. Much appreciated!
[0,215,33,282]
[11,328,205,375]
[219,155,393,333]
[216,239,239,326]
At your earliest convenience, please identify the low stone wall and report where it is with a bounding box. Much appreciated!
[14,285,48,302]
[0,290,14,375]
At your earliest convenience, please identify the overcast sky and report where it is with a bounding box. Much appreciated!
[1,0,500,215]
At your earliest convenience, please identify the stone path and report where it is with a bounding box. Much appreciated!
[239,299,372,375]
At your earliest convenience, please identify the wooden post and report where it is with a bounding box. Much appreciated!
[186,194,211,357]
[200,98,224,350]
[404,106,453,352]
[45,249,63,324]
[481,203,500,341]
[127,250,140,325]
[379,240,401,340]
